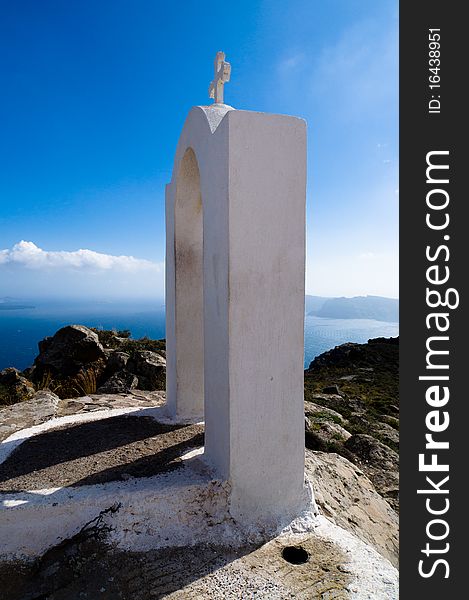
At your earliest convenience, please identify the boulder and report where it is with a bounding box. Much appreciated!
[345,434,398,471]
[127,351,166,391]
[304,401,346,425]
[97,370,138,394]
[0,390,60,441]
[34,325,105,378]
[0,368,36,406]
[107,351,130,373]
[305,417,351,450]
[373,422,399,449]
[344,433,399,511]
[307,393,366,420]
[382,414,399,429]
[305,450,399,568]
[98,348,130,384]
[322,384,341,395]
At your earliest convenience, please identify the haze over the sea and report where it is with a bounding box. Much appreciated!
[0,296,398,372]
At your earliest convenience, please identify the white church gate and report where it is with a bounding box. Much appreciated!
[165,54,308,523]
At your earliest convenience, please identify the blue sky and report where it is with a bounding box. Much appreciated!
[0,0,398,300]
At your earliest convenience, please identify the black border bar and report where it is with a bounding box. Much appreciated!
[400,2,466,596]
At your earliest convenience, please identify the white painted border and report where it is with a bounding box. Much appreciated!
[0,406,149,465]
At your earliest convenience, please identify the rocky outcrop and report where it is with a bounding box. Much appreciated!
[304,401,351,449]
[33,325,106,378]
[0,390,60,442]
[3,326,169,399]
[127,351,166,391]
[0,368,36,406]
[106,351,130,373]
[308,336,399,372]
[345,433,398,467]
[305,450,398,568]
[91,329,166,393]
[97,370,138,394]
[304,337,399,512]
[344,434,399,507]
[0,389,166,443]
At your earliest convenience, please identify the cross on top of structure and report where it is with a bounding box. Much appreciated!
[208,51,231,104]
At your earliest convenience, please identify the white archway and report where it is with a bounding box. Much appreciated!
[172,147,204,419]
[165,104,310,524]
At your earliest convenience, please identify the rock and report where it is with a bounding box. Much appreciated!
[97,370,138,394]
[0,390,60,442]
[322,384,341,395]
[305,450,399,568]
[0,367,31,387]
[366,468,399,512]
[345,434,398,470]
[56,390,165,417]
[382,414,399,429]
[305,417,351,450]
[0,368,36,406]
[338,374,357,381]
[33,390,61,403]
[127,351,166,391]
[373,422,399,449]
[22,366,35,379]
[304,401,346,425]
[344,434,399,511]
[34,325,105,378]
[107,351,130,373]
[99,351,131,387]
[347,412,372,432]
[304,401,351,450]
[308,393,365,419]
[308,337,398,372]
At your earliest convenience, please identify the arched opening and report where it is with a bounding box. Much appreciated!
[173,148,204,418]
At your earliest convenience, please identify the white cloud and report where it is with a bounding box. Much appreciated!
[0,241,165,299]
[0,241,162,272]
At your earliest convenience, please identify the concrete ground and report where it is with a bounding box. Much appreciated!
[0,532,354,600]
[0,392,398,599]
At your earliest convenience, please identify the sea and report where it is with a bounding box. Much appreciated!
[0,300,399,371]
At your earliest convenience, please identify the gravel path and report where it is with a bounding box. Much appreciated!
[0,415,203,491]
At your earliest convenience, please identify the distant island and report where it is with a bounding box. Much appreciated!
[306,295,398,322]
[0,297,35,311]
[0,295,398,320]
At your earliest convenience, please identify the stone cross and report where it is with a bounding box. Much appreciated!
[208,51,231,104]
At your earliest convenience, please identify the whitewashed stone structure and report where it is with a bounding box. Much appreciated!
[165,54,309,523]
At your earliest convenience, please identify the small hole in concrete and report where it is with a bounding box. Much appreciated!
[282,545,309,565]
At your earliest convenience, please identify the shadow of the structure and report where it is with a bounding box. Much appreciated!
[0,414,292,600]
[0,534,259,600]
[0,414,204,491]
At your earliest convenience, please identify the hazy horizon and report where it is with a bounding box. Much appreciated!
[0,292,399,305]
[0,238,398,300]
